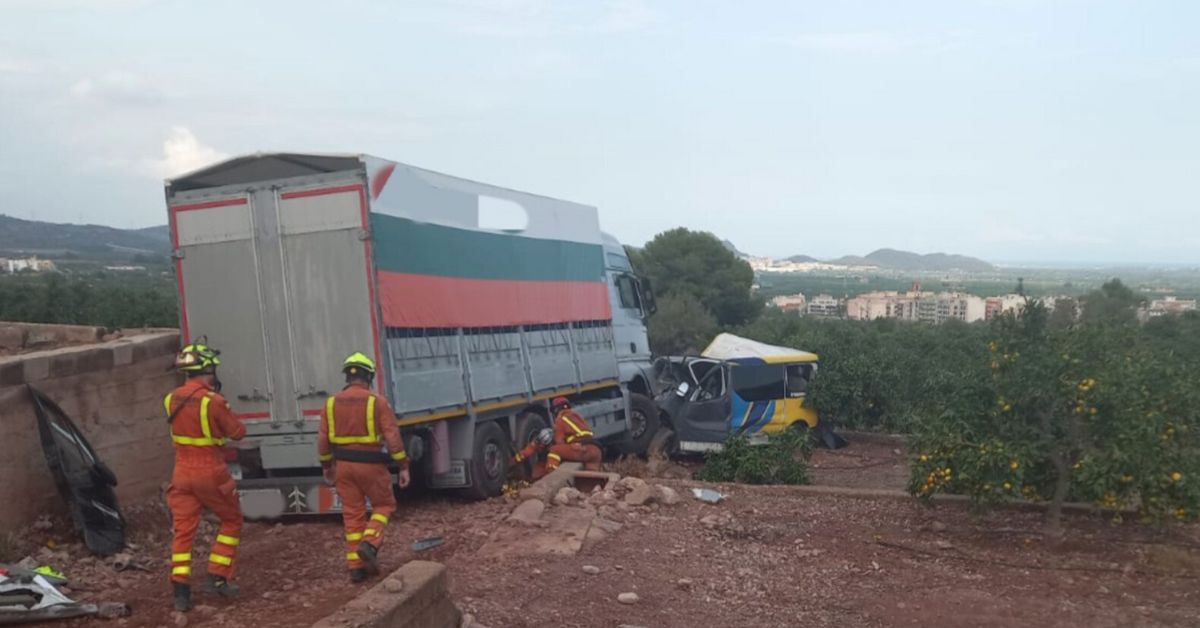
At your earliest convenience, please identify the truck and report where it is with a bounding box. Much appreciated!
[163,153,659,518]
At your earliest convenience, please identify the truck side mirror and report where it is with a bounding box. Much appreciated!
[675,381,690,398]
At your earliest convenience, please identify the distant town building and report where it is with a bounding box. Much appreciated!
[104,265,147,272]
[769,293,807,313]
[846,290,985,324]
[985,294,1028,320]
[806,294,841,318]
[1138,296,1197,321]
[0,256,56,273]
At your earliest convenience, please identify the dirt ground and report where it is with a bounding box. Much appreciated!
[14,434,1200,628]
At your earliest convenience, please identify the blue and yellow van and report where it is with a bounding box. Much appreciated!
[653,334,846,453]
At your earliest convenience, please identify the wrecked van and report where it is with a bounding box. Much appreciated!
[652,334,847,453]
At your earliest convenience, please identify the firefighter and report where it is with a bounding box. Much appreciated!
[318,352,410,583]
[545,397,602,472]
[164,342,246,612]
[510,427,556,480]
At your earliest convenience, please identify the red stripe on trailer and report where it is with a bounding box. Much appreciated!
[277,183,387,391]
[172,198,247,212]
[376,272,612,328]
[302,408,324,417]
[234,412,271,420]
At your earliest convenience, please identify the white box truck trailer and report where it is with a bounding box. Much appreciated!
[164,153,659,517]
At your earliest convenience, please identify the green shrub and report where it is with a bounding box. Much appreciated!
[698,430,812,485]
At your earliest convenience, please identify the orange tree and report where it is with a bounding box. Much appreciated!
[909,303,1200,530]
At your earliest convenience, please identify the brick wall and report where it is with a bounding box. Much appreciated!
[0,331,181,529]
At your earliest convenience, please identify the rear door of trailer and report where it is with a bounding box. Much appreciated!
[168,173,382,470]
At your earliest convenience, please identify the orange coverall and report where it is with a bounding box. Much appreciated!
[317,383,408,571]
[513,408,602,475]
[164,379,246,584]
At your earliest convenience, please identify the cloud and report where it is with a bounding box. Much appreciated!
[70,70,164,106]
[0,55,37,74]
[139,127,227,179]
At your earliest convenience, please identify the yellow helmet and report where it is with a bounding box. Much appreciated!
[342,352,376,377]
[176,343,221,373]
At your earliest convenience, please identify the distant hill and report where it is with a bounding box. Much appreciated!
[827,248,993,272]
[786,254,819,263]
[0,215,171,261]
[721,239,747,258]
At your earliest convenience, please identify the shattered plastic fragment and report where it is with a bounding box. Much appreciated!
[691,488,725,504]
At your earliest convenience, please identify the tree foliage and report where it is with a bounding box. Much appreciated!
[697,430,812,485]
[0,272,177,329]
[647,292,719,356]
[636,228,762,328]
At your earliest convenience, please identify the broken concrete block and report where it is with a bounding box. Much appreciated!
[616,477,647,493]
[624,485,656,506]
[508,500,546,526]
[617,592,640,605]
[656,485,681,505]
[554,487,583,506]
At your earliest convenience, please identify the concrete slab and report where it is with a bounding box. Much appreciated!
[310,561,460,628]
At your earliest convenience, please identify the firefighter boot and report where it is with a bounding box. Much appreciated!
[350,568,368,583]
[358,542,381,576]
[173,583,193,612]
[204,574,240,599]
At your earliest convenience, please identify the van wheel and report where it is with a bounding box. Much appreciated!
[514,411,549,478]
[463,421,510,500]
[647,427,678,459]
[622,394,661,456]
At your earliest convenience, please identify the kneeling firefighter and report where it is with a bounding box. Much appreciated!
[512,397,602,477]
[164,342,246,612]
[318,352,411,583]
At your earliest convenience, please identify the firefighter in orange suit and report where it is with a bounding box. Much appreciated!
[164,342,246,612]
[511,427,556,480]
[318,352,410,583]
[512,397,603,475]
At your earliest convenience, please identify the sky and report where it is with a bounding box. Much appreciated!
[0,0,1197,265]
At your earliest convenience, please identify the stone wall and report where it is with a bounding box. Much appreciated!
[0,330,181,529]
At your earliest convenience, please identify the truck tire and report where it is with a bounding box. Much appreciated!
[622,393,661,456]
[514,411,549,478]
[463,420,510,501]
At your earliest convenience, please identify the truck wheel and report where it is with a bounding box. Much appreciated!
[514,411,549,478]
[622,393,661,456]
[463,420,510,501]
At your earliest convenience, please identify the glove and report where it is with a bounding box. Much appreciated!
[322,463,336,486]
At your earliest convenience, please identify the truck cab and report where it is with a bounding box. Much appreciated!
[601,233,661,452]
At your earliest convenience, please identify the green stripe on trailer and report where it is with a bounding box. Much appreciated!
[371,213,605,282]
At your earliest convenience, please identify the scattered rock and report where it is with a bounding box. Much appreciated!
[460,614,475,628]
[618,625,649,628]
[656,485,681,506]
[930,520,948,533]
[110,552,135,571]
[191,605,217,616]
[509,500,546,526]
[616,477,648,493]
[935,540,954,550]
[598,505,624,522]
[699,514,727,529]
[624,485,657,506]
[172,611,189,627]
[383,577,405,593]
[617,592,640,605]
[796,549,824,558]
[582,565,601,575]
[677,578,694,590]
[554,487,583,506]
[96,603,131,619]
[32,515,53,532]
[587,490,618,506]
[591,517,623,533]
